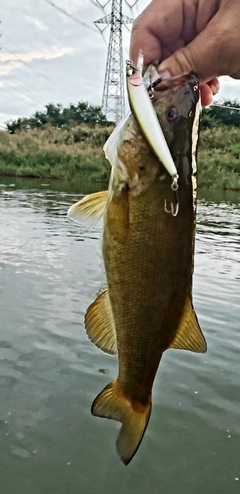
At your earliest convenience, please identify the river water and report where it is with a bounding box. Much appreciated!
[0,177,239,494]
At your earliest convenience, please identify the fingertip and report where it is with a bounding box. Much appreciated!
[200,84,213,107]
[207,77,220,96]
[130,23,162,68]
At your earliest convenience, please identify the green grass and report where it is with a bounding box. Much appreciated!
[0,123,239,189]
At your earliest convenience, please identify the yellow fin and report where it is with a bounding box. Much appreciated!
[170,298,207,353]
[85,286,117,355]
[92,379,151,466]
[67,190,108,226]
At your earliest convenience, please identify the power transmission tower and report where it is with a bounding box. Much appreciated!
[95,1,139,123]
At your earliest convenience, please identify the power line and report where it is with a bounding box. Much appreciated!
[0,85,41,107]
[0,35,80,96]
[95,0,111,8]
[42,0,98,32]
[0,54,50,97]
[0,76,46,106]
[0,40,39,73]
[212,104,240,111]
[1,53,36,79]
[89,0,106,11]
[0,58,48,105]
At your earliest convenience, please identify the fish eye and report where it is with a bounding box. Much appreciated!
[166,107,179,122]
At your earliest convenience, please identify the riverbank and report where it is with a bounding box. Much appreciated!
[0,125,112,182]
[0,124,239,189]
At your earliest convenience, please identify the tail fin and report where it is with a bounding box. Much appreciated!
[91,379,151,466]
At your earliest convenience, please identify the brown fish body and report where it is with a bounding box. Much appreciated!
[68,73,206,465]
[103,173,194,405]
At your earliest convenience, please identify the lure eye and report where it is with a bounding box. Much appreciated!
[166,107,178,122]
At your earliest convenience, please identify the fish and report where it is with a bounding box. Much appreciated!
[68,69,206,466]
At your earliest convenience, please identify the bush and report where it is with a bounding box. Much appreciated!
[0,123,239,188]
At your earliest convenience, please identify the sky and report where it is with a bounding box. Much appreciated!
[0,0,239,128]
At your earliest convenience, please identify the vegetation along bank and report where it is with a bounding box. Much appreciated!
[0,101,239,190]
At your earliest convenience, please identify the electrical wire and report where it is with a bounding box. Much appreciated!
[124,0,140,12]
[0,36,80,96]
[1,77,46,106]
[88,0,106,11]
[0,85,41,108]
[0,41,77,121]
[42,0,98,32]
[212,104,240,111]
[1,41,41,73]
[0,58,48,106]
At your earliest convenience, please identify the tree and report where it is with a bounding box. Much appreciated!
[6,102,111,133]
[202,100,240,129]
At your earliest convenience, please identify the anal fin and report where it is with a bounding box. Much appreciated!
[85,286,117,355]
[169,297,207,353]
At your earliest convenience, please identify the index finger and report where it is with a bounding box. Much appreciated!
[130,21,163,67]
[129,0,183,67]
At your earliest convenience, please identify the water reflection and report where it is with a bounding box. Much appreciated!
[0,177,240,494]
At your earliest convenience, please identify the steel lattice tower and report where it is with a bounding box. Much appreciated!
[95,1,138,123]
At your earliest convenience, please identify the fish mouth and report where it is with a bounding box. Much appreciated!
[126,51,200,187]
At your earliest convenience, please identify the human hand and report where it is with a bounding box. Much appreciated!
[130,0,240,106]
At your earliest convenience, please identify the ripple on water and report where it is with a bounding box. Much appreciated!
[0,182,240,494]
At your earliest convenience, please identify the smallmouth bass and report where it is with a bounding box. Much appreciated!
[68,71,206,466]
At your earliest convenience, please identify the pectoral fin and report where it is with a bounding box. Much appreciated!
[67,190,108,226]
[85,286,117,355]
[170,298,207,353]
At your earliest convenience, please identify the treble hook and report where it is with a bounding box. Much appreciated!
[147,77,163,99]
[164,186,179,217]
[164,200,179,217]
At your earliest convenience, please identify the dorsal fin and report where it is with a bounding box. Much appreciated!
[85,286,117,355]
[67,190,108,226]
[169,297,207,353]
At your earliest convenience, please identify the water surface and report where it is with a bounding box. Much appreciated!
[0,178,239,494]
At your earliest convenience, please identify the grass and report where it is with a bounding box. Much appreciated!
[0,124,112,182]
[0,123,239,189]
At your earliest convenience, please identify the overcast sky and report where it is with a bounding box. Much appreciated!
[0,0,239,128]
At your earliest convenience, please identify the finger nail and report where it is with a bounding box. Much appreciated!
[157,67,171,80]
[209,82,220,95]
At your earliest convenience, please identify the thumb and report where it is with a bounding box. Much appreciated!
[158,12,238,84]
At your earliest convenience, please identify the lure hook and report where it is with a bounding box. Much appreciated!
[164,187,179,217]
[147,77,163,99]
[164,200,179,217]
